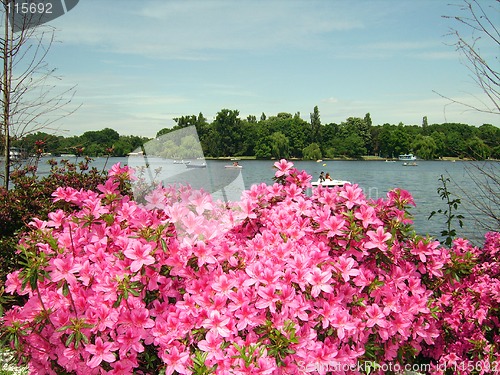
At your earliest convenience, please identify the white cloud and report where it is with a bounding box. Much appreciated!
[322,97,338,104]
[53,0,365,60]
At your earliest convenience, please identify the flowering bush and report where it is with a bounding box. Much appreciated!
[1,160,499,374]
[423,233,500,375]
[0,158,116,312]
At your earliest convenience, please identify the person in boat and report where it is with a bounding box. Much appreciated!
[233,161,239,166]
[325,172,332,181]
[319,171,325,182]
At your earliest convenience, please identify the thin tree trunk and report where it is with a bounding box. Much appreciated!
[3,3,10,189]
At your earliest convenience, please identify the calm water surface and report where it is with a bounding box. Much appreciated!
[14,156,500,245]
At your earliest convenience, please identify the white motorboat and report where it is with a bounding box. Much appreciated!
[311,178,350,188]
[398,153,416,161]
[186,162,206,169]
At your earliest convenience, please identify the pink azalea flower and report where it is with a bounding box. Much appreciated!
[255,285,279,313]
[365,226,392,251]
[273,159,294,177]
[354,204,382,228]
[324,214,346,238]
[52,186,80,203]
[108,162,135,180]
[305,267,333,298]
[144,187,167,210]
[123,241,155,272]
[202,310,231,338]
[46,209,66,228]
[49,256,82,286]
[365,304,387,328]
[330,308,358,340]
[116,329,144,356]
[97,178,120,196]
[335,255,360,283]
[85,337,117,368]
[339,184,364,209]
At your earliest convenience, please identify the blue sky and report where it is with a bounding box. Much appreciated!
[42,0,499,137]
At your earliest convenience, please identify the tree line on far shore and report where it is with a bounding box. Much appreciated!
[9,107,500,160]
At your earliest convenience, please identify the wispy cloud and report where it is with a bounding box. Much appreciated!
[322,97,338,104]
[55,0,365,60]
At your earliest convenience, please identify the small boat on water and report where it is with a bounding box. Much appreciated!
[402,162,418,166]
[186,163,206,169]
[398,153,416,161]
[173,160,190,164]
[225,165,243,169]
[311,178,351,188]
[9,147,22,161]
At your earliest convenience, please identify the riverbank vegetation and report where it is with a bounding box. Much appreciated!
[8,108,500,160]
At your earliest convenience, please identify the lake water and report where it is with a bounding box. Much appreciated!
[6,156,500,245]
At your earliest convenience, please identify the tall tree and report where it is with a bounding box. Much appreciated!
[310,105,321,144]
[1,2,75,188]
[212,109,242,157]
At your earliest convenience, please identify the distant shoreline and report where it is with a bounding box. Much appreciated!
[204,156,499,162]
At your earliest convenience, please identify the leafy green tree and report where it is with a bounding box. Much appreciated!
[370,126,382,156]
[431,131,446,158]
[74,128,120,156]
[254,138,272,159]
[331,133,366,158]
[322,122,339,154]
[288,114,309,158]
[239,119,256,156]
[343,134,366,158]
[16,132,61,155]
[343,116,372,153]
[302,143,322,160]
[269,131,290,159]
[212,109,243,157]
[422,116,429,134]
[465,136,491,160]
[393,124,413,156]
[310,106,321,144]
[412,135,438,160]
[477,124,500,149]
[364,112,373,127]
[264,113,307,158]
[445,131,468,157]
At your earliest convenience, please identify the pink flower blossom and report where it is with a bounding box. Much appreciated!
[273,159,294,177]
[85,337,117,368]
[365,226,392,251]
[305,267,333,298]
[123,241,155,272]
[202,310,231,338]
[335,255,360,282]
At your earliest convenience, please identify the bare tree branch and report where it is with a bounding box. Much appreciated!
[0,1,78,188]
[438,0,500,115]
